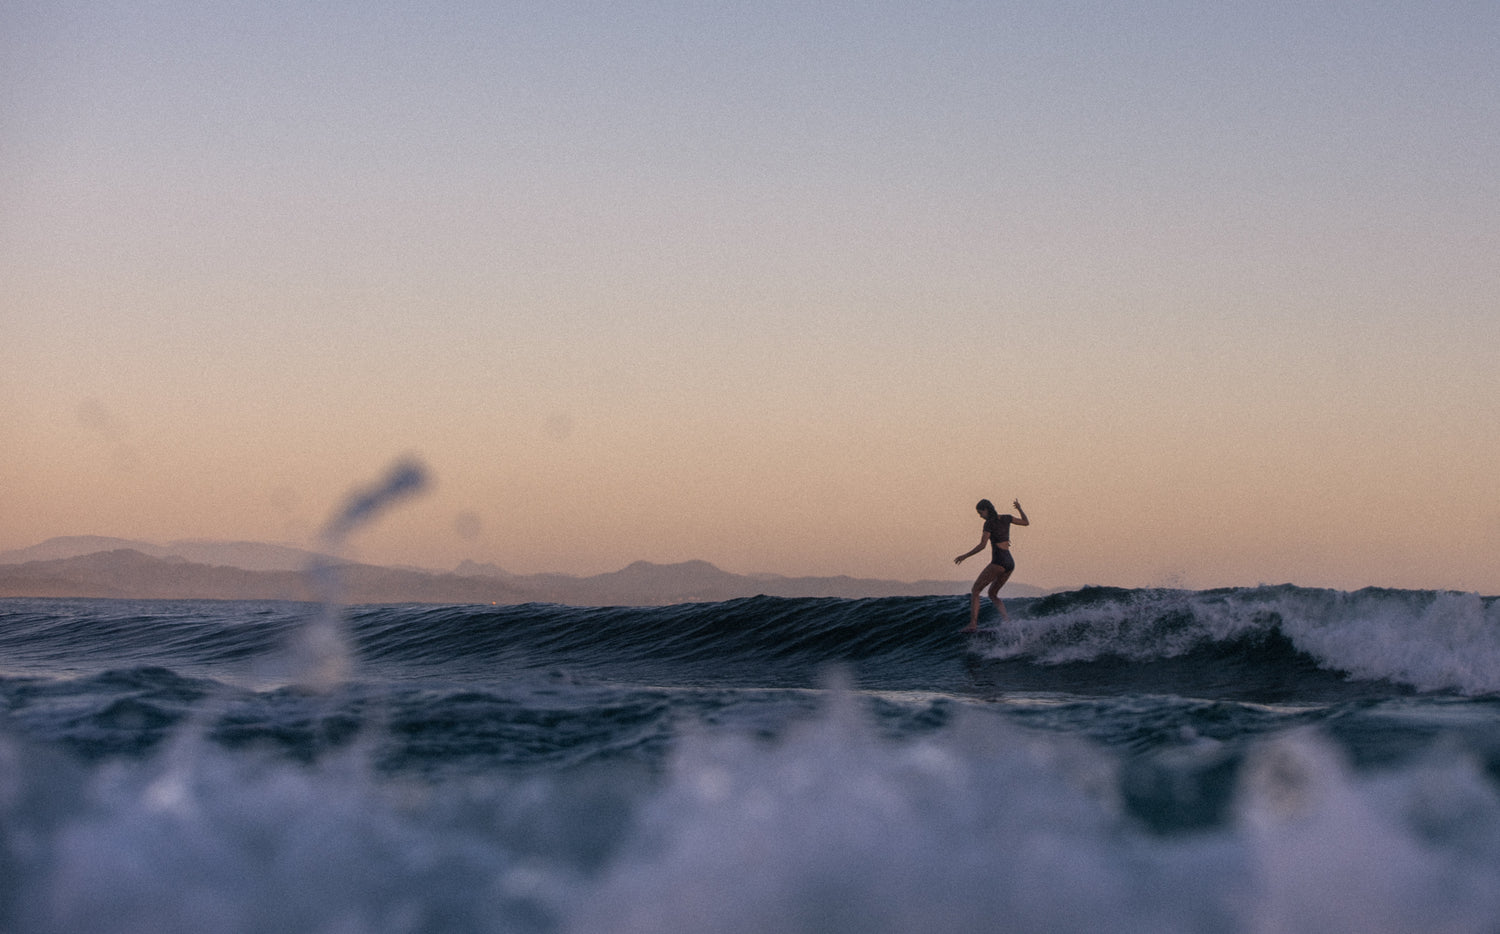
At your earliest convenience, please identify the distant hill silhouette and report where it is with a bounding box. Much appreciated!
[0,550,525,604]
[0,536,334,572]
[0,538,1049,605]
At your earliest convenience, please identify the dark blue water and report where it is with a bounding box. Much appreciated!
[3,586,1500,933]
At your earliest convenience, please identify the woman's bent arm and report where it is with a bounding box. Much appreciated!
[955,533,990,564]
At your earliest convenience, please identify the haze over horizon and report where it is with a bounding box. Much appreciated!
[0,531,993,583]
[1,532,1051,606]
[5,2,1498,594]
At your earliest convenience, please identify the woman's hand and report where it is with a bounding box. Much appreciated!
[954,555,966,565]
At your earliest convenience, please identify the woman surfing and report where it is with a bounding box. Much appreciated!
[954,498,1029,632]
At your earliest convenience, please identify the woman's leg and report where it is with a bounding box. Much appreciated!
[987,567,1013,621]
[987,551,1016,621]
[966,563,1003,631]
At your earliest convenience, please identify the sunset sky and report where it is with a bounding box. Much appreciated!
[4,2,1497,593]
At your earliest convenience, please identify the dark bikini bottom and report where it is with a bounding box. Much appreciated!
[991,548,1015,573]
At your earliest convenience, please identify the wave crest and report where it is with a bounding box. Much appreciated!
[987,586,1500,695]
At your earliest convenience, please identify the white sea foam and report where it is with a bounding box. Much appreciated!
[6,687,1500,934]
[573,696,1500,934]
[1238,730,1500,934]
[1277,589,1500,695]
[982,587,1500,695]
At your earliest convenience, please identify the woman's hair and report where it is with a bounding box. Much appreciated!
[975,499,997,520]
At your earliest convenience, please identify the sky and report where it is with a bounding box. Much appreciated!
[3,1,1498,593]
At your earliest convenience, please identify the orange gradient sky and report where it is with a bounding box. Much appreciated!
[4,2,1498,592]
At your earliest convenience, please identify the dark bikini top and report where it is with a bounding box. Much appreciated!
[985,515,1013,544]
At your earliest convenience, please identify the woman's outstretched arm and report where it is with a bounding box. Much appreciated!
[955,530,990,564]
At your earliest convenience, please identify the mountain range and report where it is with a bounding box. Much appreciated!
[0,536,1047,605]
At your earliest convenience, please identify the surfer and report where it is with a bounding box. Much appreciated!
[954,498,1029,632]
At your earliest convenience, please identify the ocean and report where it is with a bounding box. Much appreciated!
[3,585,1500,933]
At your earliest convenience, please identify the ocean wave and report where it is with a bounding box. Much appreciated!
[6,687,1500,934]
[985,586,1500,696]
[4,586,1497,697]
